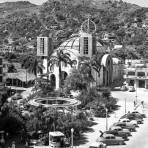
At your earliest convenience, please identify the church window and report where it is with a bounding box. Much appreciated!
[40,38,45,54]
[84,37,88,54]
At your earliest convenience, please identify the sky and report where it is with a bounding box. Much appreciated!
[0,0,148,7]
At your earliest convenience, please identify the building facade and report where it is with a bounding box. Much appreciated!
[124,59,148,89]
[37,19,123,90]
[0,56,7,95]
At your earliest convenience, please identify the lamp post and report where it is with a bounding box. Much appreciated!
[135,83,138,103]
[0,131,5,147]
[71,128,74,148]
[125,98,127,114]
[135,69,138,103]
[105,108,108,130]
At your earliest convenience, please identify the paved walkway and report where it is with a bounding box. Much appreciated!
[21,87,34,98]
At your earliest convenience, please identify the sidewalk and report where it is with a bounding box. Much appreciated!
[21,87,34,98]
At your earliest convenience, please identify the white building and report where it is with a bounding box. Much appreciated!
[37,18,123,90]
[124,59,148,89]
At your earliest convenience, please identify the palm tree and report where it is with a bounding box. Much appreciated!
[22,55,44,77]
[21,55,44,87]
[48,49,76,92]
[78,54,103,88]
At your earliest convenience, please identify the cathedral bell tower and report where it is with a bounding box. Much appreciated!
[37,37,53,75]
[79,16,97,58]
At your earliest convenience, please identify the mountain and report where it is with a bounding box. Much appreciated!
[0,0,148,58]
[0,1,39,21]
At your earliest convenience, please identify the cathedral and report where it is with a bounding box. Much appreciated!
[37,18,123,90]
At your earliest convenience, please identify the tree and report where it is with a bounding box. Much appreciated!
[0,99,25,136]
[78,54,103,89]
[8,64,17,73]
[64,69,87,92]
[21,55,44,76]
[48,49,76,91]
[18,37,28,53]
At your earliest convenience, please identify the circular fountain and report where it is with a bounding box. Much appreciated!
[28,97,81,108]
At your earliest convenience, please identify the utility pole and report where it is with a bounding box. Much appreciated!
[105,108,108,130]
[125,98,127,114]
[71,128,74,148]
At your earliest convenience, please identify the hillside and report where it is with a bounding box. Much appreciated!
[0,0,148,58]
[0,1,39,21]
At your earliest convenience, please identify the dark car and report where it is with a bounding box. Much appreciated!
[131,111,146,118]
[96,133,125,146]
[120,113,143,124]
[112,122,136,132]
[108,126,131,139]
[28,130,46,146]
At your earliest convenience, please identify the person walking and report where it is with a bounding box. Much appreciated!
[141,101,144,108]
[134,100,136,107]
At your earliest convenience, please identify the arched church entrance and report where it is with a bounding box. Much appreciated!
[50,74,56,88]
[61,71,68,86]
[102,55,113,86]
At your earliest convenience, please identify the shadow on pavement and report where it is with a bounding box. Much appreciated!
[74,134,89,146]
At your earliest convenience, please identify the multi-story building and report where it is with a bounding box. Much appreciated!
[0,57,3,84]
[0,56,6,95]
[124,59,148,89]
[0,45,14,53]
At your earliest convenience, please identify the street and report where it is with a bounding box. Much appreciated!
[79,88,148,148]
[108,89,148,148]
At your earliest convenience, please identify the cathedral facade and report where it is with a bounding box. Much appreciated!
[37,19,123,90]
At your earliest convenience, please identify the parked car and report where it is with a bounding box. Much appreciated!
[120,113,143,124]
[109,126,131,137]
[29,139,42,146]
[120,85,127,91]
[101,131,128,140]
[96,133,125,145]
[28,130,45,146]
[128,86,135,92]
[119,118,138,127]
[112,122,136,132]
[89,142,107,148]
[131,111,146,118]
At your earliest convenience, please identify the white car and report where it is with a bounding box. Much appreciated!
[89,142,107,148]
[128,86,135,92]
[120,85,127,91]
[119,118,138,127]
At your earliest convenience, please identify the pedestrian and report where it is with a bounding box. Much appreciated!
[141,101,144,108]
[12,141,15,148]
[134,100,136,107]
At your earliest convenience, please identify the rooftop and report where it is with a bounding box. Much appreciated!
[6,70,35,82]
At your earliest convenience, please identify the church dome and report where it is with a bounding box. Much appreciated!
[57,33,103,52]
[56,17,105,53]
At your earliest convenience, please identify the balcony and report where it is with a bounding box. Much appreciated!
[124,74,148,80]
[124,74,136,79]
